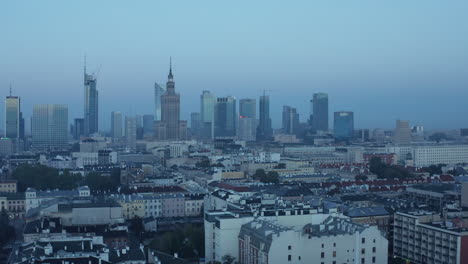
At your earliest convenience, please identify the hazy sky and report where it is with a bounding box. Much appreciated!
[2,0,468,131]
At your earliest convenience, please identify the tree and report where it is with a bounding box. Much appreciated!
[129,217,144,237]
[274,163,286,169]
[85,172,118,192]
[428,132,449,143]
[421,165,443,176]
[0,209,15,248]
[221,255,236,264]
[13,164,81,191]
[252,169,279,184]
[369,157,385,175]
[196,158,211,168]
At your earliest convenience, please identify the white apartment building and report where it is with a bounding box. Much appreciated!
[239,217,388,264]
[393,211,468,264]
[412,145,468,167]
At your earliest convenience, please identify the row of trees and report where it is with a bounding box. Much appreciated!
[12,164,120,192]
[252,169,279,184]
[369,157,414,179]
[150,224,204,260]
[0,210,15,248]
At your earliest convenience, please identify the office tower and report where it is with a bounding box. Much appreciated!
[311,93,328,132]
[239,99,256,118]
[155,59,186,140]
[356,129,370,142]
[135,115,144,139]
[282,105,299,135]
[83,61,99,136]
[154,83,165,121]
[238,117,258,141]
[334,111,354,140]
[19,112,25,139]
[143,114,155,136]
[32,104,68,150]
[73,118,84,140]
[394,120,411,144]
[257,94,272,141]
[190,112,201,137]
[200,90,216,139]
[5,93,20,139]
[125,116,136,150]
[111,112,123,140]
[214,96,236,138]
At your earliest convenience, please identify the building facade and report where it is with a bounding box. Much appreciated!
[32,104,68,151]
[111,111,123,140]
[311,93,328,132]
[334,111,354,140]
[257,94,273,141]
[214,96,237,138]
[83,66,98,136]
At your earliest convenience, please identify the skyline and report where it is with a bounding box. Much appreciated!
[2,0,468,130]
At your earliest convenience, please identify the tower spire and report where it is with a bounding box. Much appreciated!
[9,83,12,96]
[84,54,87,74]
[168,57,173,80]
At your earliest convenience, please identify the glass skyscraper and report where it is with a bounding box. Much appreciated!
[214,96,236,138]
[5,95,20,139]
[111,111,123,140]
[239,98,256,118]
[200,90,216,139]
[257,94,272,141]
[311,93,329,132]
[84,66,98,136]
[154,82,165,121]
[32,104,68,150]
[334,111,354,140]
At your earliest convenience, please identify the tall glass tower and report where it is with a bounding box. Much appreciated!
[214,96,236,138]
[311,93,328,132]
[257,94,272,141]
[32,104,68,150]
[84,62,98,136]
[5,95,20,139]
[154,82,165,121]
[334,111,354,140]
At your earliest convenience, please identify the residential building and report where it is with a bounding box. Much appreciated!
[393,211,468,264]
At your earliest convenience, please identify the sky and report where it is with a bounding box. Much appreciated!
[1,0,468,132]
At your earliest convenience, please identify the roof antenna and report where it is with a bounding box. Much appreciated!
[84,54,87,74]
[9,83,12,96]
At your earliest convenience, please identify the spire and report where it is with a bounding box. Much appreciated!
[84,54,87,75]
[168,57,173,80]
[9,83,12,96]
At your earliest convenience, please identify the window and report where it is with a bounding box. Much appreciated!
[362,248,365,254]
[333,251,336,257]
[321,244,324,248]
[288,245,291,250]
[333,243,336,247]
[288,255,291,261]
[362,238,366,244]
[321,252,325,258]
[372,247,376,253]
[361,258,365,264]
[372,256,376,263]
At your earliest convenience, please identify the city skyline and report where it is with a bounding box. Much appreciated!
[2,1,468,131]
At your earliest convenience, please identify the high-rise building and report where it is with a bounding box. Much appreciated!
[190,112,201,138]
[125,116,136,150]
[257,94,272,141]
[214,96,236,138]
[32,104,68,150]
[143,114,155,136]
[239,99,256,119]
[238,117,257,141]
[154,83,165,121]
[73,118,84,140]
[282,105,299,135]
[394,120,411,144]
[155,59,186,140]
[334,111,354,140]
[200,90,216,139]
[111,112,123,140]
[83,62,98,136]
[311,93,328,132]
[5,94,20,139]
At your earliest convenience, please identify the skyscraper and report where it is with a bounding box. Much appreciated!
[394,120,411,144]
[73,118,84,140]
[143,114,155,136]
[154,83,165,121]
[32,104,68,150]
[190,112,201,138]
[214,96,237,138]
[200,91,216,139]
[257,94,272,141]
[83,61,99,136]
[5,93,20,139]
[282,105,299,135]
[155,59,186,140]
[111,112,123,140]
[125,116,136,150]
[311,93,328,132]
[239,99,256,118]
[334,111,354,140]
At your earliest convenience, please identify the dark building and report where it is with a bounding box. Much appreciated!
[73,118,85,140]
[143,114,155,136]
[311,93,328,132]
[190,112,201,137]
[214,96,236,138]
[334,111,354,140]
[256,94,272,141]
[282,105,299,135]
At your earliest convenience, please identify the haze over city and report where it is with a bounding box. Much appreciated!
[2,0,468,130]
